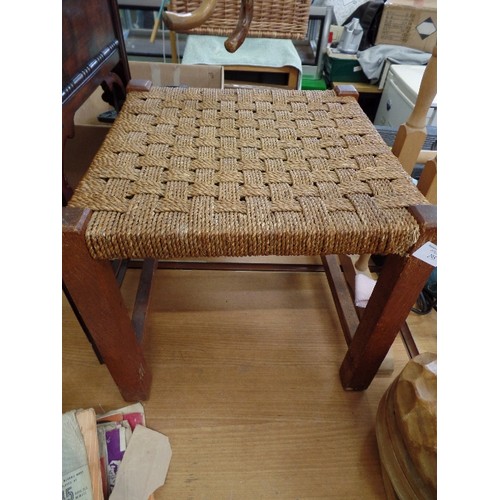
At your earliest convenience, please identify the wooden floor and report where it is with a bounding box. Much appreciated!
[62,257,437,499]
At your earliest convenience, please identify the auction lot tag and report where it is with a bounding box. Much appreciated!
[412,242,437,267]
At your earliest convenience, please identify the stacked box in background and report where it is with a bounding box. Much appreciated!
[129,61,224,89]
[323,48,369,84]
[375,0,437,53]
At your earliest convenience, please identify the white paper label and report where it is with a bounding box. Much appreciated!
[412,242,437,267]
[62,465,93,500]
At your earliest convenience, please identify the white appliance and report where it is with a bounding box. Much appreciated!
[374,64,437,128]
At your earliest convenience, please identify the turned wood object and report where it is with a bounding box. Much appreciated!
[392,46,437,175]
[163,0,217,31]
[164,0,254,53]
[376,352,437,499]
[224,0,254,52]
[395,352,437,493]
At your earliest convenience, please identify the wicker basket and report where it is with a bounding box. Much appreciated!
[168,0,311,39]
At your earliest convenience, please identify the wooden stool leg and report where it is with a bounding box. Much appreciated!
[63,207,152,401]
[340,205,437,390]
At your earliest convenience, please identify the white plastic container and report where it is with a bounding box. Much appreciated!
[374,64,437,128]
[337,18,363,54]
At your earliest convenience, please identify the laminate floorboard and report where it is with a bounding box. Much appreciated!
[62,259,437,499]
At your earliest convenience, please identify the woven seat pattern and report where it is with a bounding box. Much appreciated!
[168,0,310,40]
[69,87,428,260]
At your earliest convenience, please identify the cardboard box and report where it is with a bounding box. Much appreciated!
[323,49,369,84]
[129,61,224,89]
[375,0,437,53]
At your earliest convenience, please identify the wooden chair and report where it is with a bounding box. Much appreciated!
[352,49,437,250]
[62,0,436,402]
[158,0,304,90]
[392,46,437,205]
[354,47,437,356]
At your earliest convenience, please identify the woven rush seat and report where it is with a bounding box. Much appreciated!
[69,86,429,260]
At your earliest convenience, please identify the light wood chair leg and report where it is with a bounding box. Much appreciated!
[169,30,179,63]
[416,157,437,205]
[340,205,437,390]
[391,46,437,175]
[354,253,371,273]
[63,207,152,402]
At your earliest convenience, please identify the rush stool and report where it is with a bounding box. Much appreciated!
[62,0,436,402]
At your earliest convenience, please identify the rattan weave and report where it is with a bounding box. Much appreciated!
[168,0,310,40]
[69,87,429,260]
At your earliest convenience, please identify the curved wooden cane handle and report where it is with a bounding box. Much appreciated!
[224,0,253,53]
[162,0,217,31]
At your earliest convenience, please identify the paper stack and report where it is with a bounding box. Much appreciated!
[62,403,172,500]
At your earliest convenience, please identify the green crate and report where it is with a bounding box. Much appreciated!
[324,53,369,84]
[300,74,328,90]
